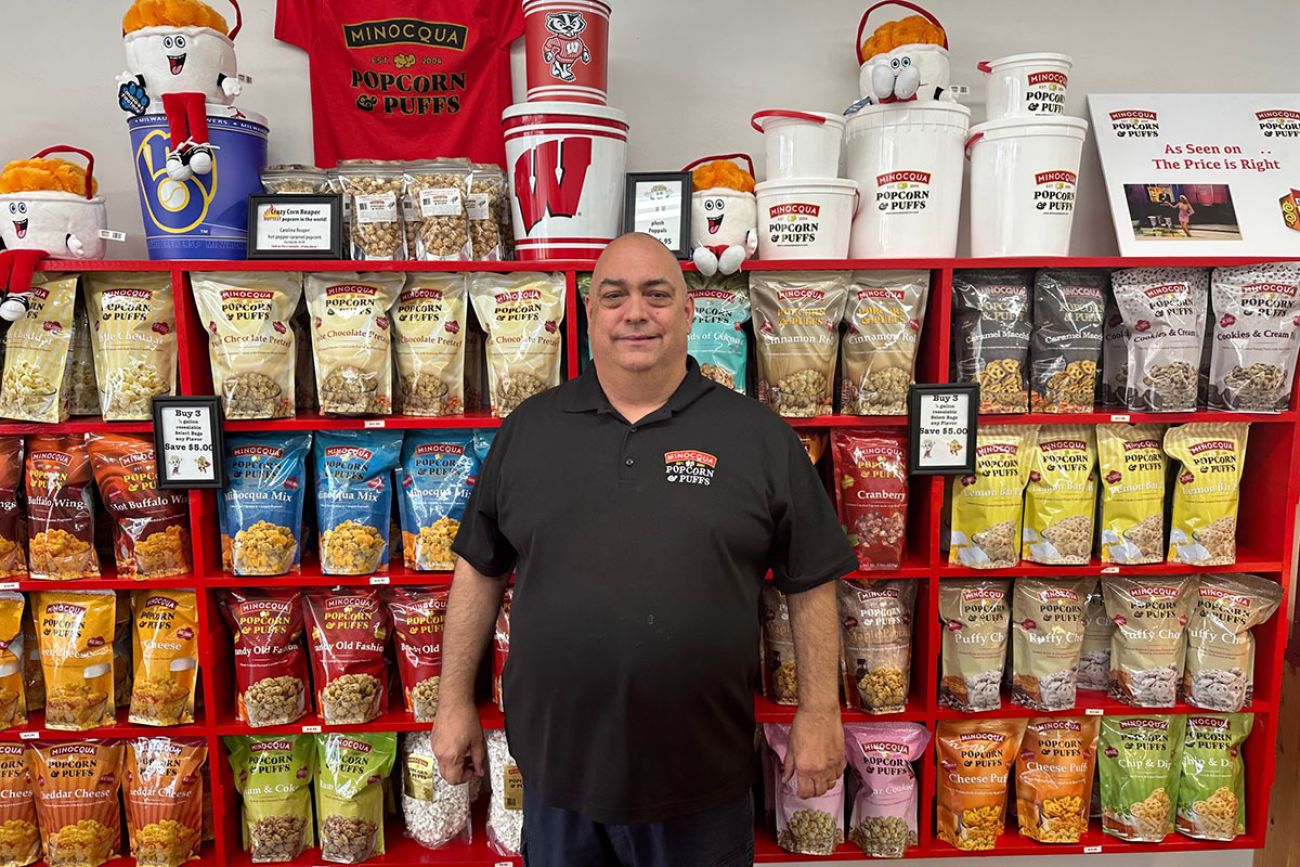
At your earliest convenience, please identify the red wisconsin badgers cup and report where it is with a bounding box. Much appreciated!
[523,0,611,104]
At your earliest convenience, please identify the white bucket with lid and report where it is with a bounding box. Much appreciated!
[751,110,846,180]
[502,101,628,260]
[967,115,1089,257]
[845,101,969,258]
[979,52,1073,121]
[755,177,858,259]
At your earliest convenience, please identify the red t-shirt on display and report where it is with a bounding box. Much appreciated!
[275,0,525,167]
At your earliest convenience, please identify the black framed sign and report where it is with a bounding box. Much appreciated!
[246,194,343,259]
[152,397,226,489]
[908,384,979,475]
[623,172,692,258]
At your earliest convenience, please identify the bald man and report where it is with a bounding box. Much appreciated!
[434,233,854,866]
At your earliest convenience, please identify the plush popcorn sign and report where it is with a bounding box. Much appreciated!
[118,0,245,181]
[684,154,758,277]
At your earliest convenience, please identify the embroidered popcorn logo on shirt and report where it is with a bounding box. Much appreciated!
[663,450,717,486]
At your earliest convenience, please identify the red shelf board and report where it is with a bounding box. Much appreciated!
[920,825,1262,858]
[0,707,209,741]
[222,411,503,432]
[213,704,505,737]
[937,549,1282,578]
[976,409,1294,425]
[40,258,594,274]
[225,818,518,867]
[0,417,155,435]
[784,414,909,428]
[0,566,203,591]
[201,558,454,588]
[932,693,1273,721]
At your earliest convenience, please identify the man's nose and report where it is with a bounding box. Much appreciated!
[620,294,650,322]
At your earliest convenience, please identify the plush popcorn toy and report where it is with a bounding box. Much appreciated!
[684,155,758,278]
[0,147,107,321]
[118,0,243,182]
[852,1,952,109]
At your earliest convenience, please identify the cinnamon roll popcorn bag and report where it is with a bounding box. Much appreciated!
[25,434,99,580]
[192,272,302,420]
[314,431,402,576]
[1097,424,1168,564]
[935,719,1027,851]
[304,273,403,416]
[840,270,928,415]
[469,272,566,417]
[1184,574,1281,712]
[397,432,478,572]
[392,273,467,416]
[1208,263,1300,412]
[219,433,311,576]
[1015,717,1099,844]
[32,590,116,730]
[751,271,849,417]
[0,274,75,424]
[129,590,199,726]
[30,740,124,867]
[1177,713,1251,841]
[83,272,177,421]
[86,434,191,578]
[1099,715,1186,842]
[939,579,1011,712]
[1102,576,1197,707]
[1164,423,1249,566]
[948,425,1037,569]
[1111,268,1209,412]
[1021,425,1096,565]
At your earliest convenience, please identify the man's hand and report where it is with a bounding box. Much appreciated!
[432,698,486,785]
[784,706,845,798]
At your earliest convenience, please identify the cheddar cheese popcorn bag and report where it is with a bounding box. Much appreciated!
[219,433,312,576]
[31,740,123,866]
[314,431,403,576]
[129,590,199,727]
[32,590,115,730]
[83,272,177,421]
[25,435,99,580]
[86,434,191,579]
[948,425,1037,569]
[123,736,206,867]
[0,273,75,424]
[0,743,38,867]
[1165,423,1249,566]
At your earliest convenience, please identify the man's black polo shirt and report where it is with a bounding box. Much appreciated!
[452,357,856,824]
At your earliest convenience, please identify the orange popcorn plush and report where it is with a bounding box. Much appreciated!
[685,155,758,277]
[692,160,756,195]
[860,15,945,61]
[854,3,953,105]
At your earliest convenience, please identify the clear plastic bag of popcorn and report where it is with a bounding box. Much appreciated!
[83,272,176,421]
[405,159,472,262]
[338,160,408,261]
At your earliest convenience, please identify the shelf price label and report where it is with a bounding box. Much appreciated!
[1110,414,1131,423]
[1101,566,1120,574]
[302,725,322,734]
[153,397,226,489]
[363,420,386,429]
[19,731,38,740]
[368,576,390,586]
[0,582,18,591]
[1085,708,1104,716]
[907,384,979,476]
[1084,846,1103,854]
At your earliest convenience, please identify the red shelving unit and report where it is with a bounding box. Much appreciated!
[22,256,1294,864]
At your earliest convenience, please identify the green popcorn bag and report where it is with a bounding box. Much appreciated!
[226,734,316,863]
[315,732,397,864]
[1098,715,1186,842]
[1177,713,1252,841]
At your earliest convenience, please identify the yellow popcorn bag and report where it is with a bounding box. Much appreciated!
[469,272,566,417]
[82,273,176,421]
[0,593,26,729]
[0,743,38,867]
[948,425,1038,569]
[1165,423,1250,566]
[1022,425,1096,565]
[1015,717,1099,844]
[31,740,123,867]
[1097,423,1168,564]
[32,591,116,731]
[130,591,199,726]
[0,274,75,424]
[936,718,1027,850]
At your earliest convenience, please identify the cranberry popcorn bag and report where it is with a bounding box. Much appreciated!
[832,430,909,570]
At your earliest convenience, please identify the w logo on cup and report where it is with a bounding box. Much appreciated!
[513,137,593,233]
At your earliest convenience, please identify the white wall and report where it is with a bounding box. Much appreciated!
[0,3,1291,865]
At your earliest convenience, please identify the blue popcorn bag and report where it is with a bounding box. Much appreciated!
[219,432,312,575]
[314,430,403,575]
[397,431,479,571]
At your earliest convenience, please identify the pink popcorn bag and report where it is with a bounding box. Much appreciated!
[843,722,930,857]
[764,723,846,856]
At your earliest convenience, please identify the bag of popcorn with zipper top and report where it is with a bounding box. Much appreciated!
[83,272,176,421]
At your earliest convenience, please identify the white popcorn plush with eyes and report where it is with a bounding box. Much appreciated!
[119,0,243,181]
[0,148,107,321]
[686,157,758,278]
[849,4,954,113]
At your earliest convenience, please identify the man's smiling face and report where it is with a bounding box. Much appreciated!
[587,234,693,376]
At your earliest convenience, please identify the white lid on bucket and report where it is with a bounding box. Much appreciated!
[755,177,858,194]
[502,101,628,124]
[980,52,1074,70]
[970,115,1088,141]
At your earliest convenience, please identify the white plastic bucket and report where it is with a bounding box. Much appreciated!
[754,178,858,259]
[979,52,1073,121]
[845,101,969,258]
[967,116,1089,257]
[751,111,846,180]
[501,101,628,260]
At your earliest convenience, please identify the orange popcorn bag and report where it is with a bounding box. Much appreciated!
[32,591,116,731]
[86,434,191,579]
[0,743,38,867]
[130,591,199,726]
[0,592,27,729]
[30,740,124,867]
[124,737,206,867]
[24,435,99,580]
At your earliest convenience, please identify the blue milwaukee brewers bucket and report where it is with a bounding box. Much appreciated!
[128,107,268,259]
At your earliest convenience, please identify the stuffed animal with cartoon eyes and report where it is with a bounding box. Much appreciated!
[118,0,244,181]
[852,3,953,110]
[685,155,758,277]
[0,147,107,321]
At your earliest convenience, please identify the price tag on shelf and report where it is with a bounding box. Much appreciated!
[1110,414,1131,422]
[1102,566,1120,574]
[97,229,128,243]
[1084,846,1103,854]
[1085,708,1104,716]
[0,582,18,591]
[496,862,514,867]
[363,420,386,429]
[368,576,390,586]
[19,731,39,740]
[907,384,979,475]
[302,725,322,734]
[153,397,226,489]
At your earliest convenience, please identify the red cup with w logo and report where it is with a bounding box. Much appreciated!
[523,0,611,104]
[501,101,628,260]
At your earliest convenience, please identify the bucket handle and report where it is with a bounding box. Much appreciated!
[856,0,949,65]
[31,145,96,200]
[751,110,827,134]
[226,0,243,39]
[681,153,756,179]
[963,132,984,160]
[976,61,993,74]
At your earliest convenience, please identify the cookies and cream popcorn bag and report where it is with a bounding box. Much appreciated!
[1111,268,1209,412]
[469,272,565,417]
[1208,262,1300,412]
[83,272,177,420]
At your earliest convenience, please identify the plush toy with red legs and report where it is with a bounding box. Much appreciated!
[684,155,758,277]
[0,147,107,321]
[118,0,244,182]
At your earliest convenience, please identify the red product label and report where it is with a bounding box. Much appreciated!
[832,431,908,571]
[221,589,311,725]
[1028,71,1068,86]
[304,589,390,724]
[386,586,450,720]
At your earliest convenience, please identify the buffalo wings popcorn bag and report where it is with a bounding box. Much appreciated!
[1021,425,1096,565]
[843,722,929,857]
[25,435,99,580]
[831,431,909,571]
[123,737,206,867]
[948,425,1037,569]
[0,274,76,424]
[129,590,198,726]
[304,273,403,416]
[0,438,25,580]
[1178,713,1251,841]
[226,735,315,863]
[468,273,566,417]
[1096,424,1168,564]
[751,272,850,417]
[1102,576,1196,707]
[935,719,1027,851]
[304,590,390,725]
[1184,573,1281,711]
[1098,715,1186,842]
[1015,717,1099,844]
[82,273,177,421]
[31,740,123,867]
[86,434,190,579]
[1164,423,1249,566]
[0,743,38,867]
[32,591,115,730]
[221,590,310,727]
